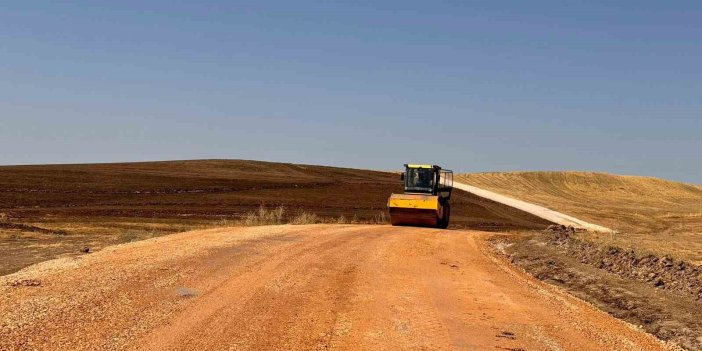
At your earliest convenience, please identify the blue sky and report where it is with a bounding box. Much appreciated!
[1,1,700,183]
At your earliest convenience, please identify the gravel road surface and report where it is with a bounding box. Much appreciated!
[1,225,668,350]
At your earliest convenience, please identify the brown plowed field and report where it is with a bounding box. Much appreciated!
[0,160,550,275]
[0,225,669,351]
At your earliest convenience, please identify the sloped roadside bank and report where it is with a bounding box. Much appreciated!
[492,228,702,351]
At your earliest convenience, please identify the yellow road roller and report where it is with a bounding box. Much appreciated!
[387,164,453,229]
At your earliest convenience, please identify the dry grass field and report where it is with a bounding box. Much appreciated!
[0,160,549,275]
[457,171,702,263]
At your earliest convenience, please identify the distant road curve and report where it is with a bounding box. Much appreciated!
[453,181,616,233]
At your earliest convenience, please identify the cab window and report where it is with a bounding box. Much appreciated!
[405,168,434,192]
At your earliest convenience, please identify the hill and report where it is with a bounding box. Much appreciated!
[457,171,702,262]
[0,160,549,275]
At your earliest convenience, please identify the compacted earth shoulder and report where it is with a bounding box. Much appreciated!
[495,227,702,351]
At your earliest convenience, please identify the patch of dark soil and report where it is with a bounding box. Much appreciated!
[451,191,552,231]
[8,279,42,287]
[496,331,516,340]
[0,222,67,235]
[176,287,198,298]
[495,230,702,350]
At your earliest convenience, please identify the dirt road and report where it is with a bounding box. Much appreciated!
[1,225,668,351]
[453,181,615,233]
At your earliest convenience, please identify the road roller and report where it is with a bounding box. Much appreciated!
[387,164,453,229]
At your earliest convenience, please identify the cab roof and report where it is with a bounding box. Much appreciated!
[405,164,438,169]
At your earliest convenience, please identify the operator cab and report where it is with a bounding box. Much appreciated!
[401,164,453,198]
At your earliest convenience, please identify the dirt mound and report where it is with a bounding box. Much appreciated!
[545,224,582,234]
[499,231,702,350]
[547,230,702,300]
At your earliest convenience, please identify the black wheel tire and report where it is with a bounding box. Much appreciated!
[438,203,450,229]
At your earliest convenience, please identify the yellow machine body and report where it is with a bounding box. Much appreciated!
[387,193,442,227]
[387,164,453,229]
[387,193,439,210]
